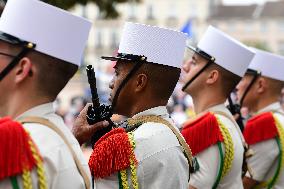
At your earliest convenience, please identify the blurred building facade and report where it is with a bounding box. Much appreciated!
[78,0,222,69]
[56,0,284,128]
[70,0,284,67]
[58,0,221,109]
[59,0,284,108]
[209,1,284,54]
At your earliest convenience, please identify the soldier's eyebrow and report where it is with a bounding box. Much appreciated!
[192,54,198,62]
[114,60,127,69]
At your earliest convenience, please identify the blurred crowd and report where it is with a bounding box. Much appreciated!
[55,64,284,132]
[54,81,196,130]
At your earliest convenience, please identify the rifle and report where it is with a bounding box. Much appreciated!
[86,65,113,147]
[227,96,244,132]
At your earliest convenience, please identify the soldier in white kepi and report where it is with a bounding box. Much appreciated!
[73,22,193,189]
[181,26,255,189]
[237,48,284,189]
[0,0,95,188]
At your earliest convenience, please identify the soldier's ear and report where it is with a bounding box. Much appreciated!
[134,73,148,93]
[206,69,219,85]
[256,77,266,94]
[14,57,33,84]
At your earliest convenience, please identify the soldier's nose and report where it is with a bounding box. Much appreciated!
[109,79,114,89]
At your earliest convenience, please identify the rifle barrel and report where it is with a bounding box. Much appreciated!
[86,65,100,107]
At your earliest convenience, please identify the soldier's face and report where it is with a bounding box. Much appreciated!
[236,74,255,108]
[0,41,15,115]
[182,53,208,95]
[109,60,136,116]
[0,42,14,75]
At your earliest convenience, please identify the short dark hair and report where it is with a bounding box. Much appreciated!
[139,62,181,101]
[0,1,5,17]
[2,40,78,100]
[29,50,78,100]
[206,63,241,97]
[264,76,284,95]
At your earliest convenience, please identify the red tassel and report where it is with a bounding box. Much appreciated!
[244,112,278,145]
[0,117,37,180]
[88,128,137,178]
[181,112,224,156]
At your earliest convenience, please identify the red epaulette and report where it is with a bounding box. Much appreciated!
[88,128,137,178]
[0,117,37,180]
[243,112,278,145]
[181,112,224,156]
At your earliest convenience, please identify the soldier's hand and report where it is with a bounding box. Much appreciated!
[72,104,109,146]
[233,113,240,121]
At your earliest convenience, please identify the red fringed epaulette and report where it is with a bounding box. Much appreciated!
[181,112,224,156]
[243,112,278,145]
[88,128,138,178]
[0,117,37,180]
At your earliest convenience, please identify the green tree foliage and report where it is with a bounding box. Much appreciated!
[43,0,140,19]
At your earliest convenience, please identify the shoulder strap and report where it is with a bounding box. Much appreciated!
[268,113,284,188]
[213,110,247,147]
[255,113,284,189]
[214,114,234,188]
[128,115,193,171]
[17,116,91,189]
[211,111,252,181]
[182,112,234,187]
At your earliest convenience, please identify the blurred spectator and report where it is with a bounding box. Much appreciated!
[58,80,284,132]
[0,0,5,16]
[171,104,187,129]
[71,96,86,115]
[53,98,64,117]
[167,81,195,129]
[281,88,284,108]
[241,107,250,123]
[58,80,197,130]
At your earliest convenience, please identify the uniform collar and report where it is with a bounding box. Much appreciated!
[132,106,169,119]
[16,102,55,120]
[257,102,282,114]
[206,103,231,114]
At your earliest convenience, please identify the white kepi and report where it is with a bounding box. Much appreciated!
[102,22,187,68]
[0,0,92,66]
[248,48,284,81]
[188,26,255,77]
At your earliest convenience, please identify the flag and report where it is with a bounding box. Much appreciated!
[181,20,192,37]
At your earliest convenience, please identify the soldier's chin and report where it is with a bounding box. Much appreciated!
[235,93,241,102]
[108,96,113,104]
